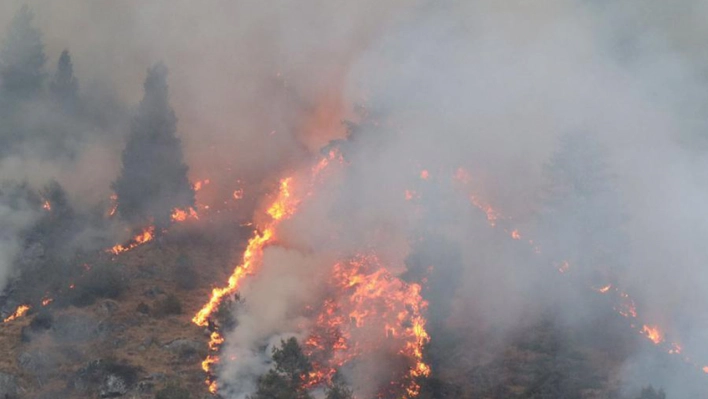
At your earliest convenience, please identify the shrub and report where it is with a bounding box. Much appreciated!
[155,383,190,399]
[68,263,127,307]
[29,310,53,331]
[174,253,198,290]
[136,302,150,315]
[215,296,238,331]
[153,293,182,317]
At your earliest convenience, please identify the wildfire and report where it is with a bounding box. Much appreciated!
[192,150,344,393]
[304,255,430,398]
[615,292,637,318]
[194,179,210,191]
[41,297,53,306]
[108,226,155,255]
[593,284,612,294]
[171,207,199,222]
[266,177,297,220]
[233,189,244,200]
[469,195,499,227]
[642,325,664,345]
[108,194,118,217]
[3,305,30,323]
[452,167,708,374]
[42,200,51,211]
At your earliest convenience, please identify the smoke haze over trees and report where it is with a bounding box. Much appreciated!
[113,63,194,230]
[0,1,707,398]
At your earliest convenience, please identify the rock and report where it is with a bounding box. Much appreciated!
[0,372,18,399]
[143,286,163,298]
[141,336,155,347]
[18,350,56,375]
[137,380,154,393]
[146,372,166,381]
[100,374,128,398]
[69,359,139,395]
[51,314,101,343]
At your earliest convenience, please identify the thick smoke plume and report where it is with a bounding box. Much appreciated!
[2,1,708,398]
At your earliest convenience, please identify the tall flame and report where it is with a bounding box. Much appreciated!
[193,150,343,393]
[304,255,430,398]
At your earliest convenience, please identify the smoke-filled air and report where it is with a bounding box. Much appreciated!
[1,1,708,398]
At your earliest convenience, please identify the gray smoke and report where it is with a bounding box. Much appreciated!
[1,0,708,397]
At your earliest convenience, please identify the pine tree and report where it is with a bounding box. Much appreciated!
[636,386,666,399]
[112,63,194,229]
[49,49,78,109]
[249,338,313,399]
[538,132,629,283]
[0,5,46,99]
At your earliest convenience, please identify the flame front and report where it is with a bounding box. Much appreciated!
[3,304,30,323]
[192,151,342,393]
[454,166,708,374]
[304,255,430,398]
[108,226,155,255]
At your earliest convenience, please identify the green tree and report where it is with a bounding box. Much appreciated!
[635,386,666,399]
[249,337,313,399]
[0,5,45,98]
[325,384,353,399]
[49,49,78,109]
[112,63,194,229]
[538,132,629,283]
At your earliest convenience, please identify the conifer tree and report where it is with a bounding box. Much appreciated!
[0,5,46,99]
[538,132,628,282]
[112,63,194,229]
[49,49,78,109]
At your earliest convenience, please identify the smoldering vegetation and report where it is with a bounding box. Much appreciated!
[0,1,707,399]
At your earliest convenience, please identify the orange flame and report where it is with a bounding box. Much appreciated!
[192,151,344,393]
[41,298,53,306]
[593,284,612,294]
[642,325,664,345]
[304,255,430,398]
[470,195,499,227]
[107,194,118,217]
[108,226,155,255]
[194,179,210,192]
[42,200,51,211]
[3,305,30,322]
[455,166,708,374]
[171,207,199,222]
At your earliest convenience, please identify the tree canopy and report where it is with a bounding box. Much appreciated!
[112,63,194,229]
